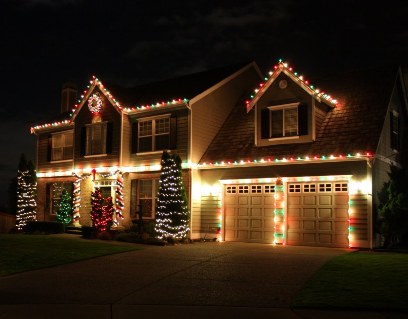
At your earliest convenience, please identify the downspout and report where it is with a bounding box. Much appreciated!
[367,157,373,249]
[186,100,193,239]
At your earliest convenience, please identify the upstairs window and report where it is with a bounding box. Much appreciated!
[390,111,399,150]
[261,103,308,140]
[51,131,73,161]
[132,115,177,153]
[80,122,113,156]
[86,122,107,155]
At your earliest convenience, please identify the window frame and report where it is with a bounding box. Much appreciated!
[137,179,159,219]
[267,103,300,140]
[51,130,73,161]
[85,121,108,156]
[136,114,171,154]
[49,182,73,215]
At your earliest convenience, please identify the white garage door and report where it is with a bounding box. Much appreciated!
[287,182,349,247]
[224,184,275,243]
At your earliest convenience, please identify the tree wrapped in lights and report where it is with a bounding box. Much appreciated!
[90,188,104,232]
[16,154,37,230]
[155,151,190,240]
[90,188,114,232]
[56,189,72,225]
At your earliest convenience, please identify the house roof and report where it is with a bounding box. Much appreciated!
[199,63,400,165]
[31,62,251,133]
[106,62,251,107]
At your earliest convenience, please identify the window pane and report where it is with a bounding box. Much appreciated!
[139,136,152,152]
[155,118,170,134]
[51,182,72,215]
[271,110,283,137]
[52,134,63,148]
[155,134,169,150]
[86,123,107,155]
[284,108,298,136]
[139,180,153,218]
[65,133,73,146]
[139,121,152,137]
[52,148,63,161]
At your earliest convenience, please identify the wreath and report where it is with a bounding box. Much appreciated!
[88,93,103,113]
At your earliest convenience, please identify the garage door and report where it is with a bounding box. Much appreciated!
[287,182,349,247]
[224,184,275,243]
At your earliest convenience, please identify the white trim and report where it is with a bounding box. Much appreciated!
[50,159,73,164]
[135,150,165,156]
[267,102,300,110]
[268,136,299,142]
[84,154,108,158]
[136,113,171,122]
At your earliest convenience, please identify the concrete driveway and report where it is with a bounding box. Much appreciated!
[0,240,352,318]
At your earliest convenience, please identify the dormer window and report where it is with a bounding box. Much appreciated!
[269,105,298,138]
[258,102,309,146]
[261,102,308,140]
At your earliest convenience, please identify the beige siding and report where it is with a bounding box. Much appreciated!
[199,194,220,238]
[191,63,261,163]
[121,114,131,166]
[190,169,202,238]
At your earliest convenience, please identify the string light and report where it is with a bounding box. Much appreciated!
[198,152,372,168]
[246,60,338,112]
[30,76,188,133]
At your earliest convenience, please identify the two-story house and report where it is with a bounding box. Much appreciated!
[31,62,262,231]
[31,60,407,249]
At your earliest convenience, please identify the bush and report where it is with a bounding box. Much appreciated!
[23,221,65,234]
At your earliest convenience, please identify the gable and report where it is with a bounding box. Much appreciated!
[200,62,399,166]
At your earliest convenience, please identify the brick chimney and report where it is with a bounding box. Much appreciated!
[61,82,78,114]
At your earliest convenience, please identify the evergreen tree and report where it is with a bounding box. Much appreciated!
[90,187,104,232]
[155,151,190,240]
[56,189,73,225]
[378,165,408,247]
[16,154,37,230]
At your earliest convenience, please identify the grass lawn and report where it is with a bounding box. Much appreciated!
[292,250,408,311]
[0,234,141,276]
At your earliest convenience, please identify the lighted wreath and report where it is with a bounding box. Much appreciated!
[88,93,103,113]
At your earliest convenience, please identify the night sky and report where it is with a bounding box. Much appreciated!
[1,0,407,209]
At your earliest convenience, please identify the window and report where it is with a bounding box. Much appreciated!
[261,102,308,140]
[390,111,399,150]
[137,179,159,219]
[48,182,73,215]
[270,107,298,137]
[51,131,73,161]
[132,115,176,153]
[85,122,108,156]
